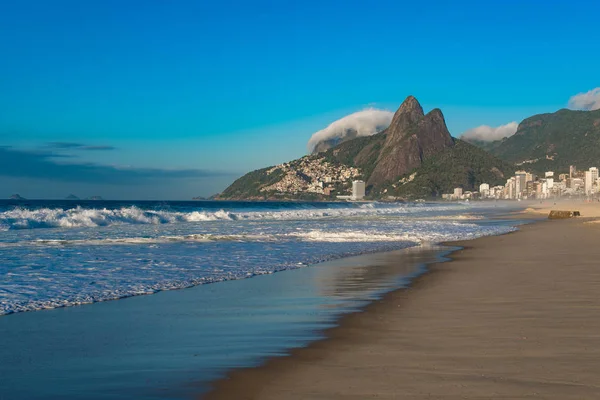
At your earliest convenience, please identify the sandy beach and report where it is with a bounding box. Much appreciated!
[205,214,600,399]
[524,198,600,218]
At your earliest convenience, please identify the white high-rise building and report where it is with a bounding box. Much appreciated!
[479,183,490,198]
[526,172,534,183]
[585,171,593,195]
[515,171,527,198]
[453,187,463,199]
[590,167,599,183]
[507,177,516,200]
[541,180,549,198]
[545,171,554,178]
[352,180,365,200]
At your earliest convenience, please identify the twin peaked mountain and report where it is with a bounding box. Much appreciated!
[218,96,512,200]
[355,96,454,187]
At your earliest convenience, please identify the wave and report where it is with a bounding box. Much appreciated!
[0,204,468,230]
[0,221,508,248]
[0,231,416,247]
[1,234,278,247]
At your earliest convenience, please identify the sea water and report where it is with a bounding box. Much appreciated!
[0,200,525,399]
[0,200,514,315]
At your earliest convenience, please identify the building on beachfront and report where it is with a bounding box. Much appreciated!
[570,178,584,191]
[506,177,516,200]
[590,167,599,183]
[585,171,593,194]
[526,172,534,183]
[453,187,463,199]
[515,171,528,199]
[479,183,490,198]
[352,180,365,200]
[584,167,598,195]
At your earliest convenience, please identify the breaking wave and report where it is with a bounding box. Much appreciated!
[0,223,489,248]
[0,204,469,230]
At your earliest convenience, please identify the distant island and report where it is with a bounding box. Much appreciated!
[65,194,80,200]
[9,194,26,200]
[86,196,104,201]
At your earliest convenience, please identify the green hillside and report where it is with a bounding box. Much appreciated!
[381,140,514,198]
[471,108,600,173]
[219,166,286,199]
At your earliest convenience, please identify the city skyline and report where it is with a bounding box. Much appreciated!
[445,165,600,201]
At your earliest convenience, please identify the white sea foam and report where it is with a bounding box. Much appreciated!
[0,204,471,230]
[15,234,277,247]
[0,222,487,248]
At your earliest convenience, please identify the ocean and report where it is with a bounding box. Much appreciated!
[0,200,525,398]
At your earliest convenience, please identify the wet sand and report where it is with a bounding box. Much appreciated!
[205,217,600,399]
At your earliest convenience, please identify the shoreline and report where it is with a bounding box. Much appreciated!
[202,243,465,399]
[1,227,466,399]
[201,222,524,399]
[204,215,600,399]
[0,240,430,317]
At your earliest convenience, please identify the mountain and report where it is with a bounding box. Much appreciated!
[381,139,512,198]
[366,96,455,187]
[65,194,79,200]
[466,108,600,173]
[218,96,513,200]
[9,194,26,200]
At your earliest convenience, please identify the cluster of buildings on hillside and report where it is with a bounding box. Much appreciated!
[443,166,600,201]
[261,156,361,196]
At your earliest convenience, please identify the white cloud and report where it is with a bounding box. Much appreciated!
[461,122,519,142]
[307,108,393,153]
[568,87,600,111]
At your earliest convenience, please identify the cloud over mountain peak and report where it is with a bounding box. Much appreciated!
[307,108,393,154]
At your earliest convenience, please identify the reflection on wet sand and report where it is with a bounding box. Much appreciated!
[313,245,455,300]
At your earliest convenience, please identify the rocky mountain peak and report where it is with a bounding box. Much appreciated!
[386,95,425,140]
[398,95,424,115]
[366,97,454,187]
[417,108,455,157]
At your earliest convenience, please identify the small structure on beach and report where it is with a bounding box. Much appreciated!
[548,210,581,219]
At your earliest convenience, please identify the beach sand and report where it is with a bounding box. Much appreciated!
[524,198,600,219]
[205,217,600,399]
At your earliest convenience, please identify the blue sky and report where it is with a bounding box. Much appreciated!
[1,0,599,199]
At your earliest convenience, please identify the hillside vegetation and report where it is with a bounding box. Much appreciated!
[383,140,513,198]
[468,108,600,173]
